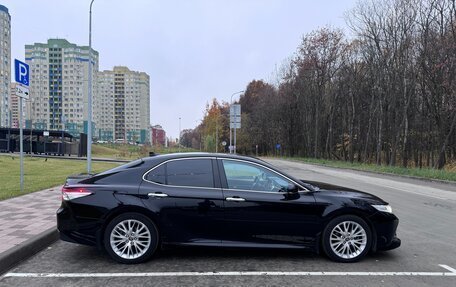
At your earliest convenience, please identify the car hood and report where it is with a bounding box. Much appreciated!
[302,180,387,204]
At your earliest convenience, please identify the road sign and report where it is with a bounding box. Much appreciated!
[230,114,241,122]
[230,122,241,129]
[15,59,29,87]
[43,131,50,137]
[229,103,242,154]
[230,104,241,116]
[230,104,241,129]
[221,141,227,146]
[15,85,29,100]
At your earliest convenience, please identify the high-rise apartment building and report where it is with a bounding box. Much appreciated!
[95,66,150,143]
[24,39,99,136]
[0,5,11,127]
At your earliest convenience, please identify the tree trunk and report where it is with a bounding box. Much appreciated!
[435,112,456,169]
[376,99,383,165]
[349,90,356,163]
[402,115,409,168]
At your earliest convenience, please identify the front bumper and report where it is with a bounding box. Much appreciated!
[378,236,401,251]
[369,211,401,251]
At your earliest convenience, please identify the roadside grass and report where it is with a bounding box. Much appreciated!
[0,156,120,201]
[281,157,456,182]
[91,144,133,159]
[93,143,199,160]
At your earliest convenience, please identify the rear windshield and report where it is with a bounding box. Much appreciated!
[96,158,145,175]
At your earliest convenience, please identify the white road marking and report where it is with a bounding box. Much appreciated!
[440,264,456,273]
[4,265,456,278]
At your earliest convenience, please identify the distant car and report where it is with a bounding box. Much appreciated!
[57,153,400,264]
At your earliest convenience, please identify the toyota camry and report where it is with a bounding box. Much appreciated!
[57,153,400,263]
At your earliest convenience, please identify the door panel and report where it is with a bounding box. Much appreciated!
[218,159,320,247]
[221,190,319,247]
[139,158,224,244]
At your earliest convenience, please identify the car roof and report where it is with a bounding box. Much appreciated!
[143,152,266,164]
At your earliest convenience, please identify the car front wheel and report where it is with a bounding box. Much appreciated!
[103,212,159,264]
[322,215,372,262]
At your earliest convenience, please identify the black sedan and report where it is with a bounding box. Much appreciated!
[57,153,400,263]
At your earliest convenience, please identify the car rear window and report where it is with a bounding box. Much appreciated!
[146,158,214,188]
[97,159,145,176]
[146,164,166,185]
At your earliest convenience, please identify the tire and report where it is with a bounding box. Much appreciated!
[322,215,372,263]
[103,212,159,264]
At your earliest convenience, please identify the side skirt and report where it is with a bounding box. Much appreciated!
[163,240,316,251]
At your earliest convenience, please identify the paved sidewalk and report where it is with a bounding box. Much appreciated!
[0,186,61,254]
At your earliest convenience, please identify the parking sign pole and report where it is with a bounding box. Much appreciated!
[19,97,24,192]
[14,59,30,193]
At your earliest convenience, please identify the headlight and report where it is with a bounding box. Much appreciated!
[372,204,393,214]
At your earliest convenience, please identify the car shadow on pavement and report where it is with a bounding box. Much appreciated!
[63,242,398,267]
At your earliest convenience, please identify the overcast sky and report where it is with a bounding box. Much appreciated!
[3,0,357,138]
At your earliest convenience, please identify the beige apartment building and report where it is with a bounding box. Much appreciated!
[0,5,11,127]
[24,39,99,136]
[95,66,150,143]
[9,83,26,128]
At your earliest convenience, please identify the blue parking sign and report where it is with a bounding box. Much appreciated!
[15,59,29,87]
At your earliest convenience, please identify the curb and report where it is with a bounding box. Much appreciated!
[26,154,130,163]
[0,227,58,275]
[264,157,456,186]
[0,153,130,163]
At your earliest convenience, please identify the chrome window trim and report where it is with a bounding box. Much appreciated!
[142,157,220,190]
[222,188,308,195]
[220,158,310,193]
[142,156,309,193]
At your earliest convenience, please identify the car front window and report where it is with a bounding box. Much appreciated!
[222,160,292,192]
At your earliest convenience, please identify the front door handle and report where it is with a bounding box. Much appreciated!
[148,192,168,198]
[226,197,246,202]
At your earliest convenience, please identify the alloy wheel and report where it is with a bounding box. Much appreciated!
[329,220,367,259]
[110,219,151,260]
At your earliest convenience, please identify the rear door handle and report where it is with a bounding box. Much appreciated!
[148,192,168,198]
[226,197,246,202]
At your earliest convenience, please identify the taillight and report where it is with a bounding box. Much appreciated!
[62,186,92,201]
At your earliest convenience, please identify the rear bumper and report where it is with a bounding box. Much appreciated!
[57,205,100,246]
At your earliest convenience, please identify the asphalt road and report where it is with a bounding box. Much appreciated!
[1,159,456,287]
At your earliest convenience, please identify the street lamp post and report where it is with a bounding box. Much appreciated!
[87,0,95,174]
[215,119,218,153]
[29,98,33,154]
[195,119,202,151]
[230,90,244,154]
[178,117,181,152]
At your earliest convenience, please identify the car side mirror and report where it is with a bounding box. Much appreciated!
[287,183,299,193]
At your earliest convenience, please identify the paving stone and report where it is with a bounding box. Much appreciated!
[0,186,61,256]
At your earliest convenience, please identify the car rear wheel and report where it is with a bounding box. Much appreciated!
[322,215,372,262]
[103,212,159,264]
